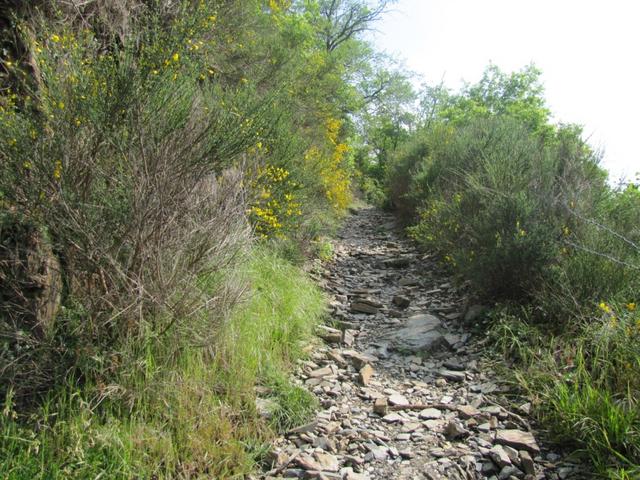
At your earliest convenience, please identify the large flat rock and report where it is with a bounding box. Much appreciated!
[382,313,449,353]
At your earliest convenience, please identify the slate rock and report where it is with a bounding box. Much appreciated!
[388,394,410,407]
[418,408,442,420]
[358,364,374,386]
[313,452,339,472]
[392,295,411,309]
[457,404,481,419]
[350,302,378,314]
[519,450,535,475]
[439,369,465,382]
[444,420,468,440]
[495,430,540,454]
[489,445,512,468]
[381,314,449,353]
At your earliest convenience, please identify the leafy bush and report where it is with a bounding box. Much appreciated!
[0,11,272,401]
[391,64,640,475]
[405,116,605,300]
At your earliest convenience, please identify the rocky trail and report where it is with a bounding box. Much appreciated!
[260,208,587,480]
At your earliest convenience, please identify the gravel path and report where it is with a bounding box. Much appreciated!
[260,207,587,480]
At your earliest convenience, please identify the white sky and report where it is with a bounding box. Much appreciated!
[370,0,640,182]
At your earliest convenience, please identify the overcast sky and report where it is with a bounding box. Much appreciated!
[370,0,639,182]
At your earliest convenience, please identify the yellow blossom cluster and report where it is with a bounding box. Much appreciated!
[249,165,301,238]
[268,0,292,13]
[598,301,640,334]
[305,118,352,212]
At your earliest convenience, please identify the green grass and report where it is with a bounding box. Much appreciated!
[0,246,325,479]
[489,310,640,479]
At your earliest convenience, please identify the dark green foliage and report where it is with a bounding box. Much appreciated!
[405,116,604,300]
[388,63,640,476]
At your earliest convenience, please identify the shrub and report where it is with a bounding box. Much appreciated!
[405,116,605,300]
[489,302,640,476]
[0,8,276,402]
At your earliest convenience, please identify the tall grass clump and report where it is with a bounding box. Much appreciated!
[0,245,325,479]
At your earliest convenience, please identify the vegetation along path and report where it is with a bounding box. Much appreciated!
[261,207,588,480]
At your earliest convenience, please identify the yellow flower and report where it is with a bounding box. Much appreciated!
[51,34,61,43]
[598,302,612,314]
[627,303,637,312]
[172,53,180,62]
[53,160,62,180]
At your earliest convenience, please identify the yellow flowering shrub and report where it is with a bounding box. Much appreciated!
[249,165,301,238]
[304,117,352,212]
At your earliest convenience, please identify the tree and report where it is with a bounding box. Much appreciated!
[419,64,553,137]
[300,0,395,52]
[354,59,416,180]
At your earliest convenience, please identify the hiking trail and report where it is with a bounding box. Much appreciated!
[260,207,586,480]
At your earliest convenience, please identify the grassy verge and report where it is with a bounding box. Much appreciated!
[489,307,640,479]
[0,247,324,479]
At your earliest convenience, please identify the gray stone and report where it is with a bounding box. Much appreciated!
[317,326,343,344]
[283,469,305,478]
[296,454,322,471]
[399,449,415,459]
[358,364,374,386]
[350,302,378,314]
[313,452,339,472]
[443,360,465,371]
[489,445,512,468]
[388,394,410,406]
[382,412,403,423]
[419,408,442,420]
[255,397,277,420]
[497,465,522,480]
[373,397,388,415]
[444,420,468,440]
[343,330,356,346]
[381,314,449,353]
[392,295,411,309]
[439,369,466,382]
[342,350,376,369]
[384,257,412,268]
[464,304,488,322]
[495,430,540,454]
[309,366,334,378]
[364,446,388,462]
[518,450,535,475]
[457,404,481,419]
[313,436,336,452]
